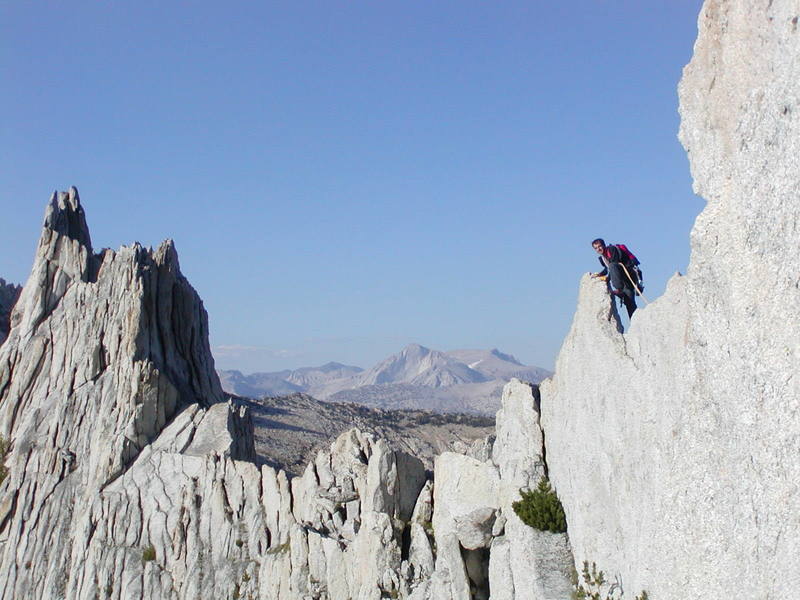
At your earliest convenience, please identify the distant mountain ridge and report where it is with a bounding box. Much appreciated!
[218,344,550,414]
[218,361,363,399]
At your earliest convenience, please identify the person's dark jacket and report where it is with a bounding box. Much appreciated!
[596,245,631,277]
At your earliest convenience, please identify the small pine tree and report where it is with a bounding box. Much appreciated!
[142,545,156,562]
[571,560,649,600]
[512,477,567,533]
[0,436,8,486]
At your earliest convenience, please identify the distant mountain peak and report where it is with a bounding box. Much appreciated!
[400,343,431,355]
[489,348,522,365]
[319,361,350,369]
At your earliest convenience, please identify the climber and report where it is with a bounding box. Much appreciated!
[590,238,641,318]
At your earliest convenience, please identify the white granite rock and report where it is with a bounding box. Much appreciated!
[454,507,496,550]
[10,13,795,592]
[0,189,230,599]
[541,2,800,598]
[493,379,548,508]
[489,379,574,600]
[428,382,574,600]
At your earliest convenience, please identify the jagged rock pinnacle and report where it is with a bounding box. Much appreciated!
[0,191,236,598]
[43,186,92,252]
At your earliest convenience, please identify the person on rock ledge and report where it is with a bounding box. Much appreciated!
[589,238,640,319]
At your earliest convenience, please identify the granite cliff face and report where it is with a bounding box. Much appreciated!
[541,1,800,598]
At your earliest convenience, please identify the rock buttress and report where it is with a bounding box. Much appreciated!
[541,1,800,598]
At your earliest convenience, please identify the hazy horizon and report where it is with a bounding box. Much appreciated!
[214,342,544,375]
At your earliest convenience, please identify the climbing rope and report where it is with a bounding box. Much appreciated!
[621,263,651,305]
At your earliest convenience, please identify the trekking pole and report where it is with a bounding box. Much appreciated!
[621,264,651,305]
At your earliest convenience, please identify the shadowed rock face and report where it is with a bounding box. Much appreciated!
[0,280,22,346]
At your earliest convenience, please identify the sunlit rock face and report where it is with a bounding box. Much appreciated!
[3,2,797,597]
[542,1,800,598]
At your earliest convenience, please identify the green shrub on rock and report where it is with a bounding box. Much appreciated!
[0,436,8,485]
[512,477,567,533]
[571,561,649,600]
[142,545,156,563]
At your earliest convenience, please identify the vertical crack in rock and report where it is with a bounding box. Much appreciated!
[428,379,574,600]
[529,383,551,481]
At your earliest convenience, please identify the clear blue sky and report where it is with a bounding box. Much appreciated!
[1,1,703,373]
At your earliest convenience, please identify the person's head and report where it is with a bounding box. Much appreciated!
[591,238,606,254]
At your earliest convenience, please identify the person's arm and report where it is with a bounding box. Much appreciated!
[592,256,608,277]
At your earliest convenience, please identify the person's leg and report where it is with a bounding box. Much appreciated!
[622,290,637,318]
[608,263,637,318]
[608,263,626,292]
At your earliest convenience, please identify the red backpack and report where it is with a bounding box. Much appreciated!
[615,243,639,266]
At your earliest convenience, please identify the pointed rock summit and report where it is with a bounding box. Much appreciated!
[44,186,93,251]
[356,343,489,387]
[0,189,249,599]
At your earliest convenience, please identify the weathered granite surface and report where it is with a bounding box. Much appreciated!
[542,1,800,598]
[0,188,236,599]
